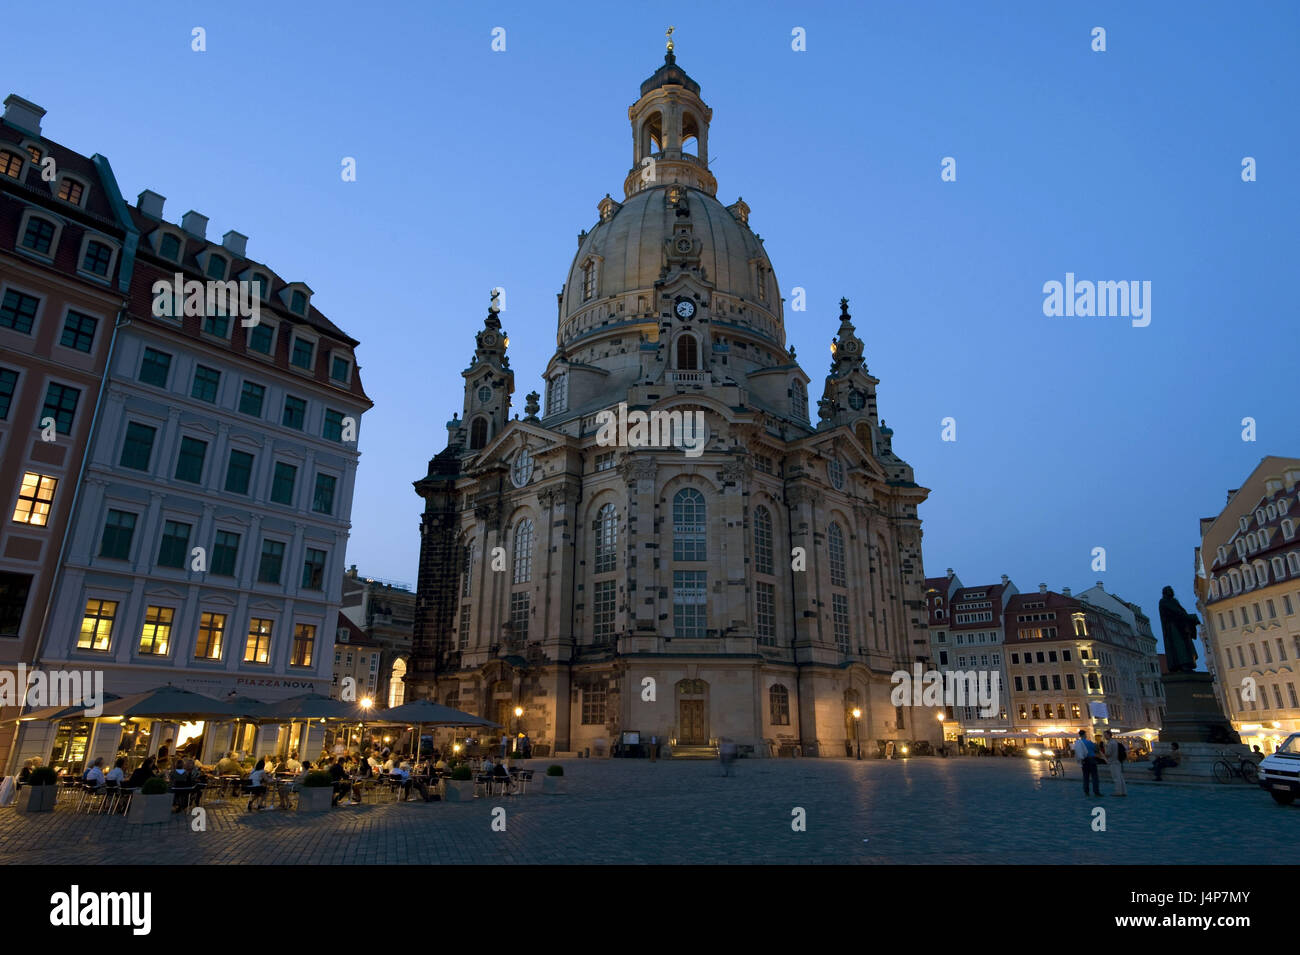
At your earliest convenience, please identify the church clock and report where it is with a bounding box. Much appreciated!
[848,389,866,410]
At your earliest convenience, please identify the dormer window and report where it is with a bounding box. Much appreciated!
[547,373,568,414]
[582,262,596,301]
[20,215,56,255]
[247,320,275,356]
[1283,519,1295,541]
[158,233,182,262]
[330,354,351,384]
[290,290,307,315]
[252,272,271,300]
[790,379,808,422]
[57,178,85,206]
[290,335,315,370]
[205,253,228,280]
[80,239,115,278]
[25,145,41,163]
[0,150,22,179]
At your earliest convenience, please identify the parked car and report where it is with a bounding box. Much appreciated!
[1025,745,1057,760]
[1258,733,1300,806]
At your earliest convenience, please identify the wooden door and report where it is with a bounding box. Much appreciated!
[679,700,706,744]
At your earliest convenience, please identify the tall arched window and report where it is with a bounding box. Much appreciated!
[676,334,699,370]
[769,684,790,725]
[469,417,488,450]
[461,542,474,598]
[512,519,534,583]
[595,503,618,573]
[388,658,406,707]
[828,522,846,587]
[790,379,807,421]
[673,488,706,561]
[754,505,773,575]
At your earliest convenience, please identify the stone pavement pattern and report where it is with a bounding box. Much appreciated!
[0,758,1289,865]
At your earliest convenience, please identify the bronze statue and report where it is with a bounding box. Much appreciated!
[1158,585,1200,672]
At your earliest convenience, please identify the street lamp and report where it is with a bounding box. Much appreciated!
[851,707,862,760]
[513,706,524,756]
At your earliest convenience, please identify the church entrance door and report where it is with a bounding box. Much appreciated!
[679,700,706,744]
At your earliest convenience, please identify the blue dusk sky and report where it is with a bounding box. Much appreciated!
[7,1,1298,648]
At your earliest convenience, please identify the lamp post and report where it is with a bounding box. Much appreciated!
[513,706,523,756]
[359,697,373,755]
[851,707,862,760]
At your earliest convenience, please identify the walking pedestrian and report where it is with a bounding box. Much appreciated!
[1103,730,1127,796]
[1072,729,1102,797]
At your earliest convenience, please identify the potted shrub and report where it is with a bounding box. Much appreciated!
[17,766,58,812]
[542,764,565,794]
[126,776,172,824]
[444,764,476,803]
[296,771,334,812]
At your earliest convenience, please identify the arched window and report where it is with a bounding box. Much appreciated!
[582,261,596,301]
[754,505,773,575]
[595,503,618,573]
[673,488,706,561]
[790,379,807,422]
[1088,673,1100,691]
[461,543,474,598]
[769,684,790,725]
[1209,578,1219,599]
[1255,560,1269,585]
[827,522,846,587]
[512,519,534,584]
[547,373,567,415]
[936,609,945,620]
[1283,519,1296,541]
[388,658,406,707]
[676,334,699,370]
[469,417,488,450]
[1272,557,1286,580]
[1243,565,1256,589]
[1288,552,1300,574]
[1229,569,1242,593]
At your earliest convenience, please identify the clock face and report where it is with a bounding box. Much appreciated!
[675,299,696,319]
[848,390,866,410]
[477,386,492,404]
[482,333,497,347]
[675,236,692,254]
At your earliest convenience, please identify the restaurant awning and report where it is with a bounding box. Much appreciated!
[98,687,240,720]
[367,699,501,728]
[264,694,371,721]
[0,694,121,723]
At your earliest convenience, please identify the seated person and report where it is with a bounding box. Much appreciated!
[215,751,243,776]
[350,755,373,803]
[328,756,348,807]
[278,762,312,809]
[490,759,514,794]
[83,757,107,789]
[127,758,158,789]
[285,751,302,773]
[169,759,198,812]
[1148,742,1182,781]
[106,757,127,786]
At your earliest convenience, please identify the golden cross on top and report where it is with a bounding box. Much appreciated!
[666,26,674,52]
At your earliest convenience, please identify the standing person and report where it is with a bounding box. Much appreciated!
[247,759,268,812]
[1073,730,1102,797]
[1103,730,1127,797]
[328,754,348,807]
[718,738,737,777]
[649,734,658,762]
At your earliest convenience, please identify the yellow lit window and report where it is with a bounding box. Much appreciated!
[244,617,273,663]
[138,606,174,655]
[196,612,225,660]
[78,599,117,650]
[57,179,84,205]
[291,623,315,667]
[13,472,57,526]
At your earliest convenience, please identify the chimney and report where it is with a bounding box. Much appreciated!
[945,567,954,579]
[222,230,248,258]
[1000,574,1009,585]
[136,189,166,219]
[1062,587,1072,597]
[2,94,45,136]
[180,210,208,239]
[1096,581,1104,591]
[1038,583,1047,594]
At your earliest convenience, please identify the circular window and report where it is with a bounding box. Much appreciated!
[477,386,492,403]
[511,447,533,488]
[828,456,845,490]
[848,389,866,410]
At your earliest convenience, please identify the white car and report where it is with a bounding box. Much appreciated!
[1258,733,1300,806]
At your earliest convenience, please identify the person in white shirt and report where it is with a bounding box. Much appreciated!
[247,758,268,811]
[1072,730,1102,797]
[1103,730,1127,796]
[285,751,302,773]
[83,757,106,788]
[106,758,126,785]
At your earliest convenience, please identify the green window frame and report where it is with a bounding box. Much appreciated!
[41,383,81,435]
[271,462,297,506]
[59,310,97,352]
[191,364,220,403]
[99,509,137,560]
[139,348,171,387]
[119,422,156,471]
[156,520,192,569]
[238,381,265,417]
[211,530,240,577]
[174,436,207,483]
[224,450,254,495]
[312,473,336,515]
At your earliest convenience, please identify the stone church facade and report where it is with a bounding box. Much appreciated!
[409,47,939,757]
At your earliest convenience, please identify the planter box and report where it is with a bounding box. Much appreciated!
[17,784,56,813]
[443,779,476,802]
[296,786,333,812]
[126,793,172,825]
[542,775,566,794]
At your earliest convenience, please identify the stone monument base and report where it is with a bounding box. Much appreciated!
[1143,741,1251,781]
[1159,672,1241,744]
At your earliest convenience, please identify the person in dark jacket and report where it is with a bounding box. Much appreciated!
[328,756,348,806]
[127,757,158,789]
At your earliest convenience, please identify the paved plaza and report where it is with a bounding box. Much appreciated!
[0,758,1289,865]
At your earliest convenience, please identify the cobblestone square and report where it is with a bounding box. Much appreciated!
[0,758,1289,865]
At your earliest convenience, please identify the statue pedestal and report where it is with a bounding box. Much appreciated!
[1159,672,1240,745]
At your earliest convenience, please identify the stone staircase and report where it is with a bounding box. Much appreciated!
[669,743,719,759]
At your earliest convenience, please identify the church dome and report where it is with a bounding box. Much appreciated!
[558,184,779,336]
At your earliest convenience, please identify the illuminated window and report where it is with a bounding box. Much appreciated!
[77,599,117,651]
[0,149,22,178]
[195,612,226,659]
[138,606,174,655]
[1070,703,1081,719]
[12,472,56,526]
[244,618,273,663]
[291,623,315,667]
[57,179,84,205]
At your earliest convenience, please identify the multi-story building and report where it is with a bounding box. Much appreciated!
[409,45,938,758]
[0,94,133,764]
[924,569,1014,746]
[1004,584,1159,748]
[340,566,415,706]
[331,611,383,704]
[1076,581,1164,729]
[6,118,371,770]
[1197,456,1300,754]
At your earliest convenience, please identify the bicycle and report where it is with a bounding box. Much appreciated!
[1048,755,1065,777]
[1211,751,1259,784]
